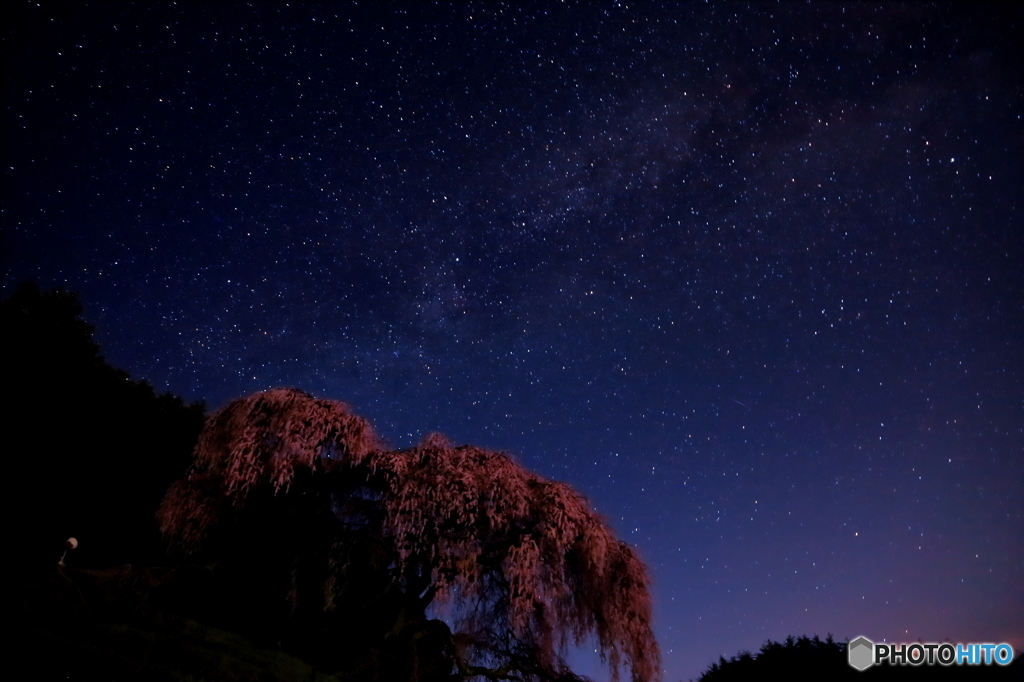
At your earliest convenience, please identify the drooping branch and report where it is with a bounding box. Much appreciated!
[157,388,379,553]
[367,433,660,682]
[157,389,660,682]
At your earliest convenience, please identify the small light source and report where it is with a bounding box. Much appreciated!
[58,537,78,566]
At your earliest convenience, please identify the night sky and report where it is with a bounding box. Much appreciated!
[4,2,1022,680]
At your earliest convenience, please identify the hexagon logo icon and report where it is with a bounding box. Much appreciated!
[848,636,874,671]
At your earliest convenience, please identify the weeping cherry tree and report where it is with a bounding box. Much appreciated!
[158,388,660,682]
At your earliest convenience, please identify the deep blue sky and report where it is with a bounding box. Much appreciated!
[4,3,1022,679]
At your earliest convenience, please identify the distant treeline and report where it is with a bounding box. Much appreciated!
[695,634,1023,680]
[2,283,205,568]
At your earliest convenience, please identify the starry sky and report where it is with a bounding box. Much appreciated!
[4,2,1022,680]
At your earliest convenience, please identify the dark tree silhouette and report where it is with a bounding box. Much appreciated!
[2,283,205,567]
[158,388,660,682]
[694,634,1023,681]
[695,635,847,681]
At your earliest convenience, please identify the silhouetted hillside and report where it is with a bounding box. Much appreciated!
[10,563,347,682]
[2,283,205,568]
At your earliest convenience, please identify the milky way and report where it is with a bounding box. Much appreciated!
[4,3,1021,679]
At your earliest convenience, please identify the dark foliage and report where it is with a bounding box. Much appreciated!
[7,562,350,681]
[1,283,206,568]
[695,634,1023,681]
